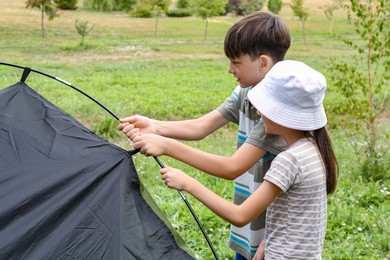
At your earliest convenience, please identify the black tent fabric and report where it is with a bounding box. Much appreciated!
[0,82,194,259]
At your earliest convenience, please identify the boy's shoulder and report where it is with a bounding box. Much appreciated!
[232,85,250,96]
[231,85,251,104]
[247,122,287,154]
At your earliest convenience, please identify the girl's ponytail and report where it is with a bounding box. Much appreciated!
[312,127,338,194]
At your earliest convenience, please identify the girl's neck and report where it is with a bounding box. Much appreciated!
[281,129,307,147]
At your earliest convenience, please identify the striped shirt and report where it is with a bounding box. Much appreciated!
[217,85,286,259]
[264,138,327,259]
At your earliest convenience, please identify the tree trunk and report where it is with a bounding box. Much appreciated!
[41,5,45,37]
[154,13,159,37]
[204,17,208,41]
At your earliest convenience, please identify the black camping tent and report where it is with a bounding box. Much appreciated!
[0,72,195,259]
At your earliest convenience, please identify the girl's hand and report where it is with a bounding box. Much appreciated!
[132,134,169,156]
[253,240,265,260]
[160,165,193,191]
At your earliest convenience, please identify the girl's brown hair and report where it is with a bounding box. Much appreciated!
[310,127,338,194]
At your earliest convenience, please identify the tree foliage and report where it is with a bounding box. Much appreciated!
[326,0,390,181]
[290,0,309,44]
[191,0,226,40]
[25,0,59,37]
[267,0,282,14]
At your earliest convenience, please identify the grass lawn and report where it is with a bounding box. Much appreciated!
[0,0,389,259]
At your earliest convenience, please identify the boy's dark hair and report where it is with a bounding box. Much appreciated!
[224,11,291,63]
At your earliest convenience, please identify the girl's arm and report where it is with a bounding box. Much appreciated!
[133,134,266,180]
[160,165,281,227]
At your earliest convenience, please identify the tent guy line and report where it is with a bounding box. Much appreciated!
[0,61,219,260]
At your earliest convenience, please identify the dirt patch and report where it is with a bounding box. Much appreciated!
[55,50,224,64]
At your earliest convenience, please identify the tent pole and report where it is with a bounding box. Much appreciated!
[0,62,119,120]
[153,156,220,260]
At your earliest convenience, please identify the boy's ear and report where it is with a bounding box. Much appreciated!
[259,55,274,72]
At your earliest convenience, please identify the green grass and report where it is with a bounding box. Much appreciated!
[1,1,389,259]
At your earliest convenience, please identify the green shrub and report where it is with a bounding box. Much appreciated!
[129,2,153,17]
[115,0,137,11]
[227,0,242,15]
[84,0,113,11]
[361,152,390,182]
[93,117,120,139]
[239,0,264,15]
[54,0,78,10]
[166,8,193,17]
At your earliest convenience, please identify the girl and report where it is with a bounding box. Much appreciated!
[159,60,338,259]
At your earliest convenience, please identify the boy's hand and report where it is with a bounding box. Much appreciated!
[117,115,156,141]
[160,165,192,191]
[132,134,169,156]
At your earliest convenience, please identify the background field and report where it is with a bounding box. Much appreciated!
[0,0,389,259]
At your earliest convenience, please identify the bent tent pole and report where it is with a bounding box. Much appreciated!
[0,62,220,260]
[153,156,219,260]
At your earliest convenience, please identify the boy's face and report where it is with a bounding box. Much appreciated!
[228,54,266,88]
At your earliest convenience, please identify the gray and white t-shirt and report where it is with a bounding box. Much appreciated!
[264,138,327,260]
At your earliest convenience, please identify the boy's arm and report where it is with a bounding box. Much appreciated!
[133,134,266,180]
[118,110,228,141]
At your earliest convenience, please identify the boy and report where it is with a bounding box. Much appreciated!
[118,11,290,260]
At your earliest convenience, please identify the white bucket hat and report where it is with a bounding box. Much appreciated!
[247,60,327,131]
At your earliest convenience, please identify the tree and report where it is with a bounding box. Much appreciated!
[267,0,282,14]
[290,0,309,44]
[326,0,389,181]
[191,0,226,41]
[25,0,59,37]
[319,0,340,36]
[148,0,171,37]
[129,0,170,37]
[75,19,95,47]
